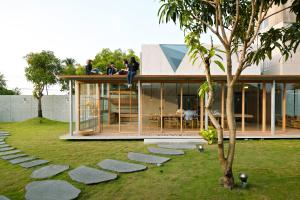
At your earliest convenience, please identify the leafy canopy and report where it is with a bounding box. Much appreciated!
[25,50,61,98]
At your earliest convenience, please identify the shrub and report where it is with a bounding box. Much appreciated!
[200,126,217,144]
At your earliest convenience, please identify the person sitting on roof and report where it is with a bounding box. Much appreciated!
[127,57,139,88]
[85,59,93,75]
[106,62,117,75]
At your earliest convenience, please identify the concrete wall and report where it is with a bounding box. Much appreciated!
[141,44,261,76]
[0,95,75,122]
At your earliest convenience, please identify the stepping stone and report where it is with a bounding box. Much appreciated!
[0,144,10,148]
[68,166,117,185]
[31,164,69,179]
[25,180,80,200]
[0,150,21,156]
[2,154,27,160]
[157,143,197,150]
[0,195,10,200]
[0,142,5,145]
[9,157,37,164]
[98,159,147,173]
[148,147,184,155]
[20,160,49,168]
[0,147,15,152]
[128,152,170,165]
[0,139,4,142]
[0,134,10,136]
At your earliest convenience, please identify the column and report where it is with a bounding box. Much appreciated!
[262,83,266,132]
[118,84,121,133]
[271,80,276,135]
[97,83,101,133]
[69,80,73,136]
[160,83,163,133]
[221,83,225,129]
[242,83,245,132]
[75,81,80,133]
[137,80,141,135]
[282,83,286,132]
[180,84,183,133]
[205,93,208,130]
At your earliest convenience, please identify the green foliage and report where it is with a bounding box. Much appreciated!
[0,72,21,95]
[59,58,77,93]
[75,65,85,75]
[93,48,139,73]
[24,50,62,98]
[200,126,217,145]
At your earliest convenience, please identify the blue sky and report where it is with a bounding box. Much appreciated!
[0,0,210,94]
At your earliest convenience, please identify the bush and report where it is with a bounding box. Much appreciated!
[200,126,217,144]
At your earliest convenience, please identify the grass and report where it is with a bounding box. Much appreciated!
[0,118,300,200]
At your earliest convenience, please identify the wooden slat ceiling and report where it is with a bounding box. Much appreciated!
[59,74,300,83]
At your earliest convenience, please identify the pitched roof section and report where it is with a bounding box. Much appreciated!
[159,44,188,72]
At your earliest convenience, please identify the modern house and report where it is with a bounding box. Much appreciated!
[60,5,300,139]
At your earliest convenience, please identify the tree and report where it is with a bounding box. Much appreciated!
[60,58,77,93]
[93,48,140,73]
[25,51,62,118]
[158,0,300,188]
[0,72,21,95]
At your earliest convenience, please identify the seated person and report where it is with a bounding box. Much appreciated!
[85,60,93,75]
[106,62,117,75]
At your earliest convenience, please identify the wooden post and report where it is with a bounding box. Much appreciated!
[262,83,266,132]
[242,83,245,132]
[118,84,121,133]
[160,83,163,133]
[69,80,73,136]
[107,84,110,127]
[75,81,80,132]
[97,83,101,133]
[130,87,132,123]
[139,81,142,135]
[221,83,225,129]
[180,84,183,133]
[200,96,204,130]
[282,83,286,132]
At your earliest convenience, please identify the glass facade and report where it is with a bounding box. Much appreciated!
[75,79,300,136]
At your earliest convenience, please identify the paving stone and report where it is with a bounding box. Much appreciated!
[68,166,117,185]
[25,180,81,200]
[0,139,4,142]
[20,160,49,168]
[1,154,27,160]
[9,157,37,164]
[128,152,170,164]
[0,150,21,156]
[157,143,197,149]
[31,164,69,179]
[0,144,10,148]
[0,195,10,200]
[148,147,184,155]
[0,134,10,136]
[0,147,15,152]
[98,159,147,173]
[0,142,5,145]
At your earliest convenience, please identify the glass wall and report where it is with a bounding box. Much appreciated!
[286,84,300,132]
[182,83,201,133]
[141,83,161,135]
[79,83,98,132]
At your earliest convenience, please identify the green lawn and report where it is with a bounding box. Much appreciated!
[0,118,300,200]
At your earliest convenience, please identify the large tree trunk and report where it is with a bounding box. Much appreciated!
[37,97,43,118]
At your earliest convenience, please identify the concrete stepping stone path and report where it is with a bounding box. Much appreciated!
[20,160,49,168]
[98,159,147,173]
[31,164,69,179]
[0,147,15,152]
[69,166,117,185]
[0,150,21,156]
[128,152,170,165]
[157,143,197,150]
[0,144,10,148]
[9,157,36,164]
[0,142,5,145]
[0,195,10,200]
[2,154,27,160]
[148,147,184,155]
[25,180,81,200]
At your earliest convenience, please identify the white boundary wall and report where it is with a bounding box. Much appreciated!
[0,95,75,122]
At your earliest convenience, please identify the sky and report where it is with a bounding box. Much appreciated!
[0,0,211,95]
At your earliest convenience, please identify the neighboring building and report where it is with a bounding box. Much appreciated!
[60,4,300,139]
